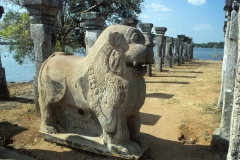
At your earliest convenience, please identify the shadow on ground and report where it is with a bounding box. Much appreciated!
[145,81,190,84]
[140,112,161,126]
[146,93,174,99]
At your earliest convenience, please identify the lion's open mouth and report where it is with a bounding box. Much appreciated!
[127,61,148,73]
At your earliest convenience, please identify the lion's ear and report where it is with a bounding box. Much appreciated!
[108,32,129,52]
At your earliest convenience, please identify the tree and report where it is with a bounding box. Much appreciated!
[0,0,144,61]
[207,47,223,60]
[0,11,33,64]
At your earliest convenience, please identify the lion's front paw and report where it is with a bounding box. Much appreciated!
[108,141,141,156]
[40,125,58,134]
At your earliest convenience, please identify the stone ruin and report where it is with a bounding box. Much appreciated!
[0,6,10,100]
[139,23,154,77]
[19,1,197,159]
[38,25,151,159]
[154,27,167,72]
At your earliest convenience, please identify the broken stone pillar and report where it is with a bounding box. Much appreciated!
[81,12,107,54]
[21,0,61,113]
[177,34,185,64]
[154,27,167,72]
[164,37,173,68]
[139,23,154,77]
[212,0,238,152]
[0,6,10,101]
[173,38,180,65]
[122,18,138,27]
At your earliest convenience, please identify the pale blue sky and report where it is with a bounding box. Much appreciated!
[0,0,225,43]
[139,0,225,43]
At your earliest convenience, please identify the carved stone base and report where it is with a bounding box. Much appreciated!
[39,132,147,159]
[211,128,229,152]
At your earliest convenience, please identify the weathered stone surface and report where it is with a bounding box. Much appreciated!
[173,38,180,65]
[38,25,151,159]
[122,18,138,27]
[182,36,189,62]
[177,34,185,64]
[212,1,238,152]
[0,6,10,101]
[22,0,61,113]
[164,37,173,68]
[139,23,154,77]
[154,27,167,72]
[21,0,61,25]
[81,12,107,54]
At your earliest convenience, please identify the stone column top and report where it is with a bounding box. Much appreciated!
[177,34,185,41]
[224,0,233,10]
[0,6,4,19]
[154,27,167,34]
[166,37,173,43]
[81,12,107,30]
[139,23,153,33]
[232,0,240,11]
[21,0,62,25]
[121,18,138,27]
[184,36,189,42]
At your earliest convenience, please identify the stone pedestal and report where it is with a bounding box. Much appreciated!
[81,12,107,54]
[164,37,173,68]
[122,18,138,27]
[173,38,180,65]
[0,6,10,101]
[139,23,154,77]
[177,35,185,64]
[21,0,61,113]
[154,27,167,72]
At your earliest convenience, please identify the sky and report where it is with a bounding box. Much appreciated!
[139,0,225,43]
[0,0,225,43]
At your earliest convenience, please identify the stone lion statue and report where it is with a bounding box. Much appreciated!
[38,24,152,158]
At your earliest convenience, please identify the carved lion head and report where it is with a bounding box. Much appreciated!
[89,25,153,79]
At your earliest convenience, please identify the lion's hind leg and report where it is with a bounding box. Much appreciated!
[128,113,149,151]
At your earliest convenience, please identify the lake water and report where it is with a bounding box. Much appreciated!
[0,46,223,82]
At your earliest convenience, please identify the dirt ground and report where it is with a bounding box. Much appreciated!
[0,59,226,160]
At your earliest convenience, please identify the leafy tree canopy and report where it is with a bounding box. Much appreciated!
[0,0,144,64]
[194,42,224,48]
[0,11,33,64]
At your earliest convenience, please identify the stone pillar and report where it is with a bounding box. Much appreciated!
[154,27,167,72]
[139,23,154,77]
[164,37,173,68]
[227,2,240,158]
[122,18,138,27]
[173,38,180,65]
[177,34,185,64]
[183,36,189,62]
[189,37,194,60]
[81,12,107,54]
[21,0,61,113]
[212,0,238,152]
[0,6,10,101]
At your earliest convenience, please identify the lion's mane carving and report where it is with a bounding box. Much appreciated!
[38,24,152,158]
